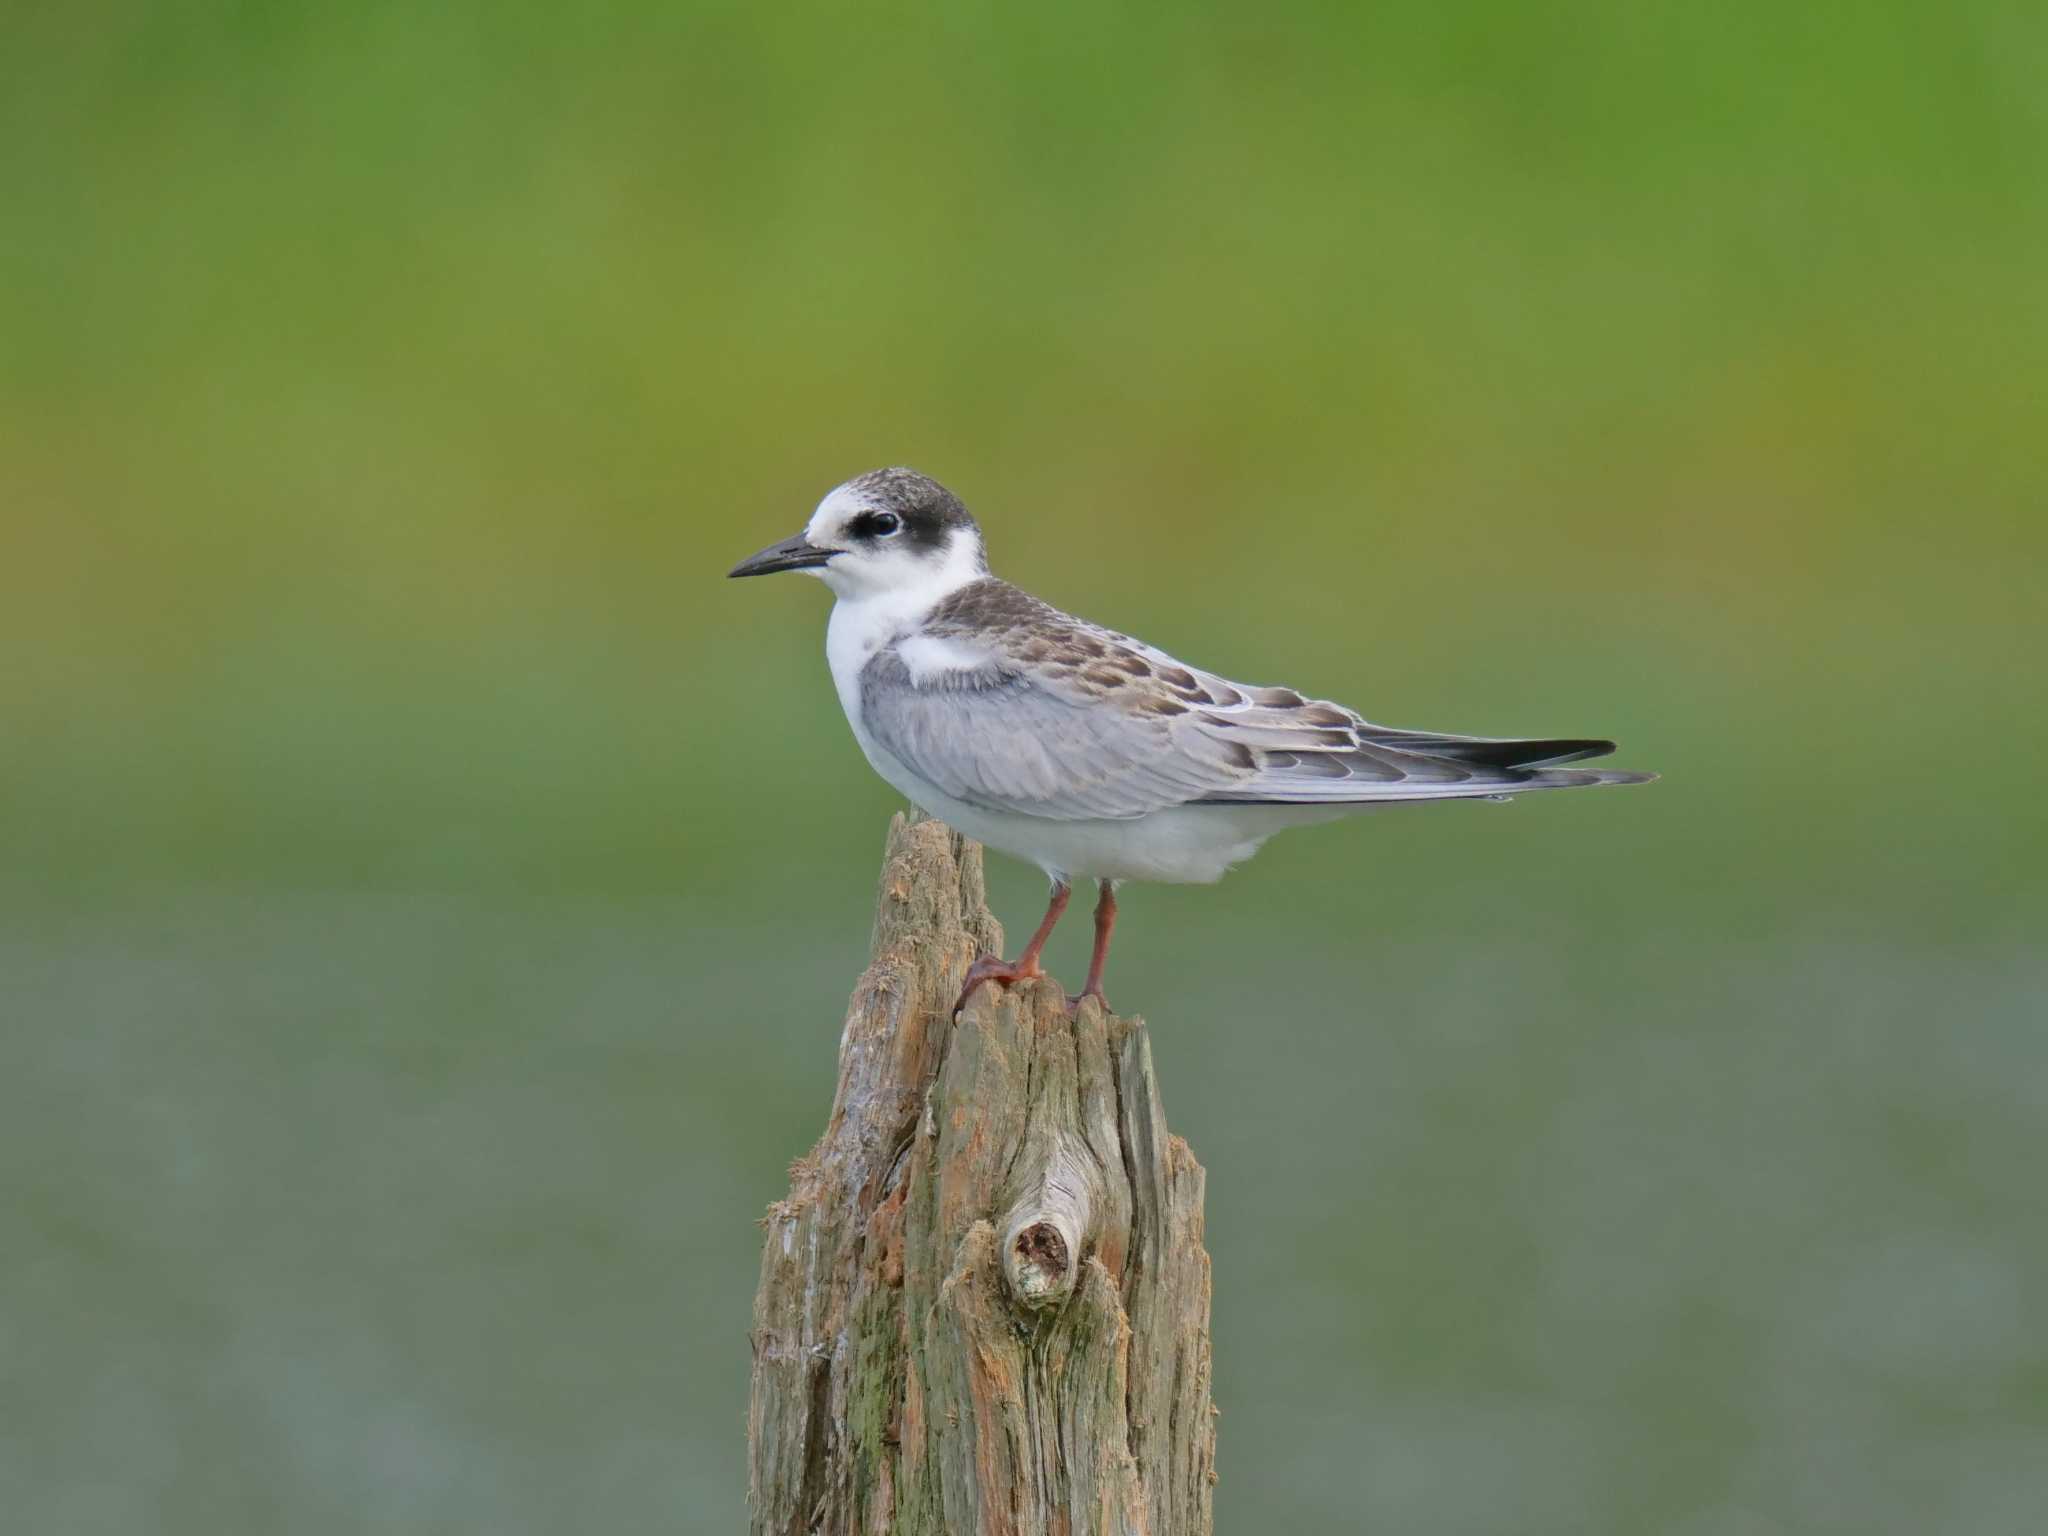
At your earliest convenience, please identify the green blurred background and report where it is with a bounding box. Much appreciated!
[5,2,2044,1531]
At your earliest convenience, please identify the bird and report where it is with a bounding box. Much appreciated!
[730,468,1653,1016]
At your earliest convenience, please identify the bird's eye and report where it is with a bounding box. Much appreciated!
[870,513,901,536]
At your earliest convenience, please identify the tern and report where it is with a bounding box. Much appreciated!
[731,468,1653,1015]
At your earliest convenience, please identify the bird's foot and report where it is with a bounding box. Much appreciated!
[952,953,1046,1017]
[1066,988,1111,1018]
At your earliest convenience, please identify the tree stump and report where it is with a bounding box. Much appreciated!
[747,813,1215,1536]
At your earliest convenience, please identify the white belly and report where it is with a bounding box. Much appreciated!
[855,724,1344,883]
[927,794,1323,884]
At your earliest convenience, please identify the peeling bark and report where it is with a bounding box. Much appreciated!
[747,813,1215,1536]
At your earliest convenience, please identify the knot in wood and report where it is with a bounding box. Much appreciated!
[1010,1220,1072,1304]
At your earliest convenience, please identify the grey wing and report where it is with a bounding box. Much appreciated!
[1175,675,1655,802]
[858,650,1262,821]
[861,638,1649,822]
[1092,634,1657,804]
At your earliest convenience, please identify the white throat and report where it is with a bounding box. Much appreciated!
[819,525,983,632]
[820,531,987,727]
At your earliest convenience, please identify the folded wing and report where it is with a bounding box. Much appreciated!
[860,583,1653,822]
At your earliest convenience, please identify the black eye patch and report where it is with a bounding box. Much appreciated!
[849,511,902,539]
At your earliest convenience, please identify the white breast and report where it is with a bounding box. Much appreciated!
[896,632,993,683]
[823,598,949,801]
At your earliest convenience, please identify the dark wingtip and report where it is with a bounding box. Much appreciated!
[1526,738,1618,767]
[1406,736,1619,770]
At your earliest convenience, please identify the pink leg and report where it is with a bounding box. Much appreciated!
[954,882,1071,1015]
[1072,882,1117,1013]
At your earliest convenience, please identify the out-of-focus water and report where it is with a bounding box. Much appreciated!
[8,857,2042,1533]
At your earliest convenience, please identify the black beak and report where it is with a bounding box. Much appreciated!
[728,532,834,579]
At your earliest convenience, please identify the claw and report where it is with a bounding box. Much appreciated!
[953,881,1073,1017]
[952,953,1044,1017]
[1065,988,1111,1018]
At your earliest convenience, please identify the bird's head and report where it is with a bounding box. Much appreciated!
[728,468,987,602]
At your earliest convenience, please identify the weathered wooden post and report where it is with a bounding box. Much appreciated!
[748,813,1215,1536]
